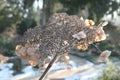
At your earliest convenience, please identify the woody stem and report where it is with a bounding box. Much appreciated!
[39,53,58,80]
[92,43,102,53]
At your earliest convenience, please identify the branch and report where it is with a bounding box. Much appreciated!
[91,43,102,53]
[39,53,59,80]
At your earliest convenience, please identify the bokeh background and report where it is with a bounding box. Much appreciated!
[0,0,120,80]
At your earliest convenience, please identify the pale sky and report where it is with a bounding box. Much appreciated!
[33,0,43,11]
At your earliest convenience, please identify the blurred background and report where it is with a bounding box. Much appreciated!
[0,0,120,80]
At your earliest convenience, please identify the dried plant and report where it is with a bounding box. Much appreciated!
[15,13,108,80]
[97,50,111,63]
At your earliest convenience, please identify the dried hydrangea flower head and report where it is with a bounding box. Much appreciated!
[15,13,108,68]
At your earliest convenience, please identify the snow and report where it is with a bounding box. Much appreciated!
[0,58,104,80]
[12,66,41,80]
[0,63,14,80]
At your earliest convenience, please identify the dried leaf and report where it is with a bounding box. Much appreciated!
[15,45,27,58]
[77,42,88,50]
[82,44,88,51]
[72,31,86,40]
[28,60,38,66]
[97,50,111,63]
[85,19,95,29]
[95,29,106,42]
[101,21,108,27]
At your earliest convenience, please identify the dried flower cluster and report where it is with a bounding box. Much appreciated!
[15,13,108,67]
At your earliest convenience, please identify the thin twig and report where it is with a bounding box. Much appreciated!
[39,53,59,80]
[92,43,102,53]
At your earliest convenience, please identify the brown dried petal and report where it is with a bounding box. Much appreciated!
[97,50,111,62]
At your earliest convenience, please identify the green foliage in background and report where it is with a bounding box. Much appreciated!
[59,0,120,22]
[0,0,37,55]
[0,0,36,33]
[96,62,120,80]
[16,17,37,35]
[0,35,15,56]
[0,0,22,32]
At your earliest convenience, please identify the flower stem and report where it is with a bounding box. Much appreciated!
[39,53,58,80]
